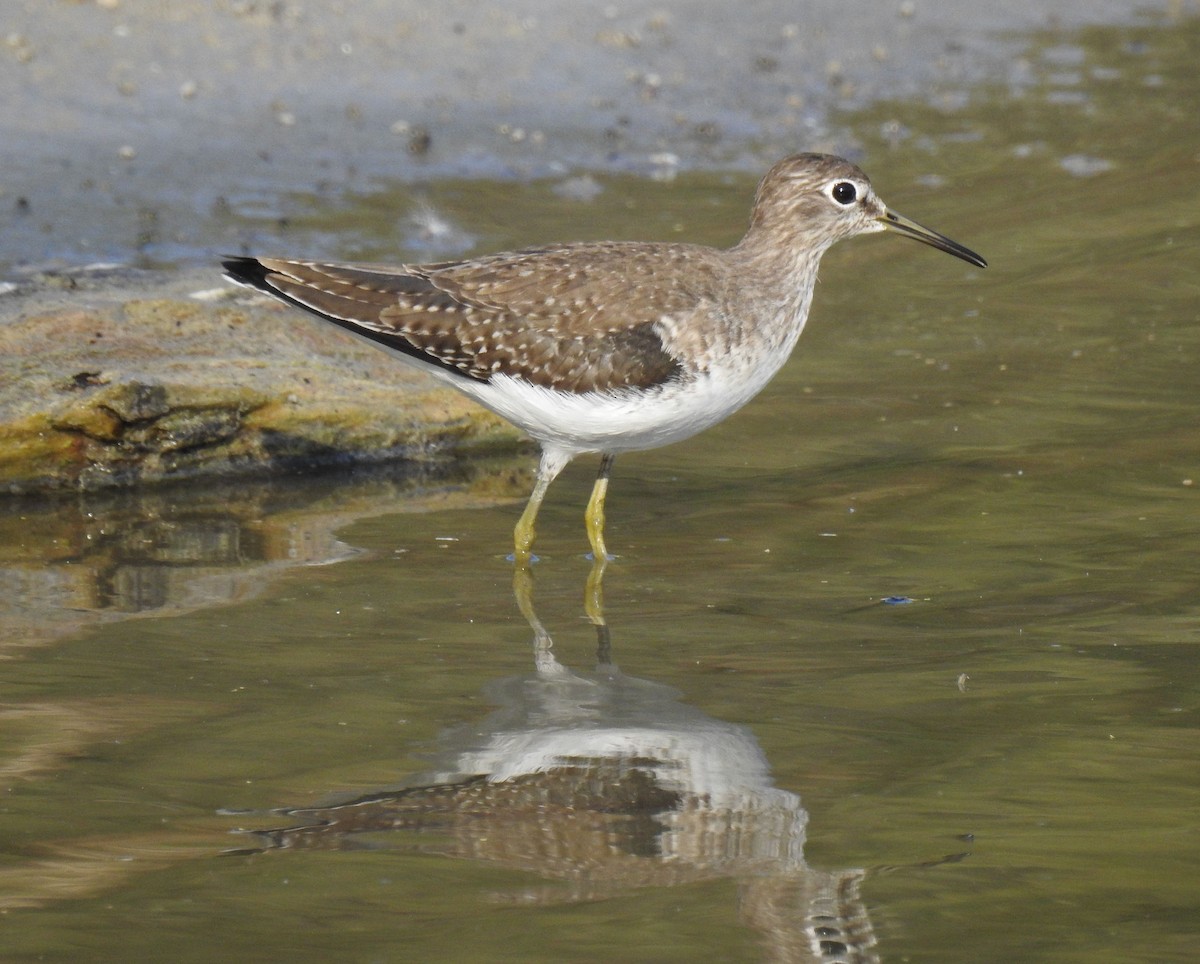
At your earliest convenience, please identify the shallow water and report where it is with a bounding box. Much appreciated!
[3,13,1200,963]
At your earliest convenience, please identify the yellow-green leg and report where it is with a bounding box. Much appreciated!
[513,447,572,564]
[584,549,608,627]
[584,453,615,563]
[583,456,615,634]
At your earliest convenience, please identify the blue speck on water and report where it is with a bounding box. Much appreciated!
[505,552,541,564]
[881,595,915,605]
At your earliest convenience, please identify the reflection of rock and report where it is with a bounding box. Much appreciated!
[246,631,878,962]
[0,266,522,493]
[0,698,184,784]
[0,462,531,654]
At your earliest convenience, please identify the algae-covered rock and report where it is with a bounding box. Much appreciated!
[0,267,524,494]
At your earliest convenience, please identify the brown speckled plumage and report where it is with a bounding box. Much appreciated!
[227,244,721,392]
[224,153,984,558]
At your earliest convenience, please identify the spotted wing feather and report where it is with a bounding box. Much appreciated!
[222,248,703,393]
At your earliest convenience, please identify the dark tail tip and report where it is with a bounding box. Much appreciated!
[221,255,273,292]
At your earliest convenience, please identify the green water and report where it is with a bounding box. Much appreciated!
[3,14,1200,963]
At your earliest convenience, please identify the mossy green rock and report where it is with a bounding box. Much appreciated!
[0,271,523,493]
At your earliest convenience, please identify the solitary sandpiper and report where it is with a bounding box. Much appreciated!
[224,153,985,562]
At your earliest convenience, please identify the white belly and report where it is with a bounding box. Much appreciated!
[454,361,782,456]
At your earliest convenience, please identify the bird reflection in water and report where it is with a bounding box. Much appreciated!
[240,557,880,963]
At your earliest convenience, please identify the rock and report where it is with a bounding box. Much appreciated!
[0,268,524,494]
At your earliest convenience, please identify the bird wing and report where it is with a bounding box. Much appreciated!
[223,244,721,393]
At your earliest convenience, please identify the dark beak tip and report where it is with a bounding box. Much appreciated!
[883,211,986,270]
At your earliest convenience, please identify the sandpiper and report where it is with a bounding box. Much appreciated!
[224,153,985,562]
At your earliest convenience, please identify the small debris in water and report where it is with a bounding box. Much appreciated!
[552,175,604,202]
[881,595,914,605]
[1060,154,1114,177]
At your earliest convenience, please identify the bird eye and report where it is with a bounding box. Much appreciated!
[831,181,857,205]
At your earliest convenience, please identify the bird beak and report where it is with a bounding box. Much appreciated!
[880,209,987,268]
